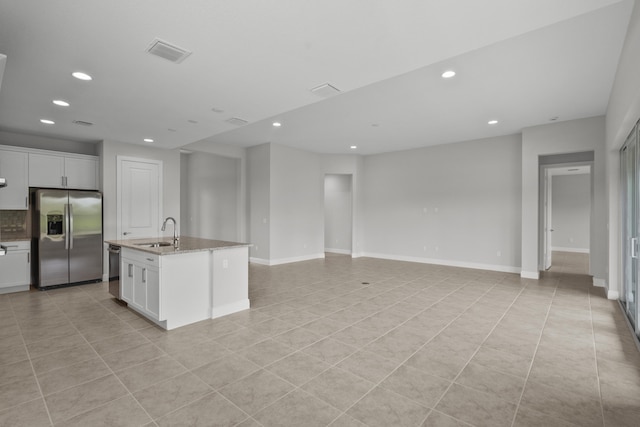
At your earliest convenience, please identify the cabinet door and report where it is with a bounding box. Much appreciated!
[0,251,30,288]
[145,267,161,320]
[29,153,65,188]
[120,259,134,303]
[132,264,147,311]
[65,157,98,190]
[0,150,29,209]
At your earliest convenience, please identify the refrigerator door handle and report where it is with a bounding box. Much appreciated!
[69,203,74,250]
[64,204,69,250]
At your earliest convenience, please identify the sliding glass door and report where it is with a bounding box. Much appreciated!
[621,122,640,338]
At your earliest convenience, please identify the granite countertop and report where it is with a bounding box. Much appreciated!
[104,236,250,256]
[0,236,30,243]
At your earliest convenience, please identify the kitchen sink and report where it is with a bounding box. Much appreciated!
[134,241,174,248]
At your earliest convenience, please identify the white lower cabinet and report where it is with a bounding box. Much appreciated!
[119,247,213,330]
[121,251,162,322]
[0,241,30,294]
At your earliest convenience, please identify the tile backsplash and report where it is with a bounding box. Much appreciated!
[0,210,30,241]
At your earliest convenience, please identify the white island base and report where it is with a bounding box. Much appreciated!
[113,238,250,330]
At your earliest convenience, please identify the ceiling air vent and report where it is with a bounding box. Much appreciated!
[72,120,93,126]
[225,117,248,126]
[146,38,192,64]
[310,83,341,98]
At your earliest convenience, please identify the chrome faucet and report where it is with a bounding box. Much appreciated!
[161,217,179,246]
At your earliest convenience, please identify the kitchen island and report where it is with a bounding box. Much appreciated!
[105,236,250,330]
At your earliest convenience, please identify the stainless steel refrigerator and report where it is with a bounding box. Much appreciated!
[32,189,103,289]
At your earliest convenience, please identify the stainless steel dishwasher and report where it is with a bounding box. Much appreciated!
[107,244,121,299]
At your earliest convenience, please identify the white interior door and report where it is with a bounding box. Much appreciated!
[117,157,163,240]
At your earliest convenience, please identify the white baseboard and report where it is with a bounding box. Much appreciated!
[607,289,620,300]
[593,278,606,288]
[360,252,521,274]
[325,248,352,255]
[0,284,30,295]
[102,273,109,282]
[211,299,250,320]
[520,270,540,280]
[351,252,365,258]
[250,253,325,266]
[552,247,590,254]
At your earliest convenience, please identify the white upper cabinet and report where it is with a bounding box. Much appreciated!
[0,149,29,209]
[28,152,98,190]
[65,157,99,190]
[28,153,65,188]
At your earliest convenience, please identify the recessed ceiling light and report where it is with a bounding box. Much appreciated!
[371,123,379,127]
[53,100,70,107]
[272,122,281,127]
[187,119,198,124]
[549,116,559,121]
[72,71,92,81]
[488,120,498,125]
[143,138,154,143]
[211,108,224,113]
[441,70,456,79]
[350,145,357,149]
[168,128,177,132]
[40,119,55,125]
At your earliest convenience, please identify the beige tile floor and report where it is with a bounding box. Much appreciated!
[1,253,640,426]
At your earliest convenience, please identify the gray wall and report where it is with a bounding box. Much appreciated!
[270,143,324,262]
[606,0,640,297]
[99,140,181,242]
[521,116,606,281]
[551,174,590,252]
[324,174,352,253]
[181,152,240,241]
[361,134,522,271]
[247,143,271,260]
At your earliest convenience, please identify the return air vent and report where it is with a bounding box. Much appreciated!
[72,120,93,126]
[310,83,341,98]
[225,117,248,126]
[146,38,192,64]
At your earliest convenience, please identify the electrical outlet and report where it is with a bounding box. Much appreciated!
[435,246,439,252]
[423,246,427,251]
[222,259,229,268]
[497,251,501,257]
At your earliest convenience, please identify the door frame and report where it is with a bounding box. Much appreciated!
[116,156,163,239]
[323,173,354,256]
[538,161,593,273]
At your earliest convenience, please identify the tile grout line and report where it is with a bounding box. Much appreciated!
[323,276,518,426]
[589,284,608,427]
[226,275,467,426]
[509,278,559,427]
[421,280,531,427]
[45,285,160,425]
[8,291,56,427]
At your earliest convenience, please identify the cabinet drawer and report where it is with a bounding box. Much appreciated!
[0,240,30,250]
[121,248,160,267]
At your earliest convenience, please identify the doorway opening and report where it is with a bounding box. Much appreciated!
[324,174,353,256]
[545,165,592,275]
[538,152,594,276]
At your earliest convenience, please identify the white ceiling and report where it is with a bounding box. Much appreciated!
[0,0,633,155]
